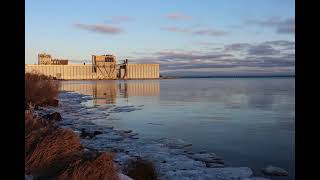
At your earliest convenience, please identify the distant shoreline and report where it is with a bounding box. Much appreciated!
[160,75,295,79]
[55,76,294,81]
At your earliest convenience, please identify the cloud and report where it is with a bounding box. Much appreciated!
[276,18,295,34]
[162,26,229,36]
[130,40,295,76]
[244,17,295,34]
[154,51,233,61]
[224,43,252,51]
[166,13,193,20]
[196,42,221,46]
[262,40,295,46]
[74,23,123,34]
[161,27,192,33]
[193,29,229,36]
[224,40,294,56]
[247,44,281,56]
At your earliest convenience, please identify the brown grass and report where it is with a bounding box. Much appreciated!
[124,159,157,180]
[58,152,119,180]
[25,128,82,177]
[25,73,60,107]
[25,110,51,135]
[25,73,120,179]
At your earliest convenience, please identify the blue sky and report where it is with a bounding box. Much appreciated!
[25,0,295,76]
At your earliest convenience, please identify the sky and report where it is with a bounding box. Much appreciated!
[25,0,295,76]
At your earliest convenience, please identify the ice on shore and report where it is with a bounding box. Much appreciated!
[36,92,260,180]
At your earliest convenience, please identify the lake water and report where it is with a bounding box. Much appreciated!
[59,77,295,179]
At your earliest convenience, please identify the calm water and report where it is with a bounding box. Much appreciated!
[60,78,295,179]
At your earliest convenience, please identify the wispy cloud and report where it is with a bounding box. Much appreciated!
[193,29,229,36]
[247,44,281,56]
[161,27,192,33]
[162,26,229,36]
[224,43,252,51]
[244,17,295,34]
[74,23,123,34]
[166,13,193,20]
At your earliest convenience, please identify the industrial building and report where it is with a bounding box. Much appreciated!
[38,53,69,65]
[25,53,160,80]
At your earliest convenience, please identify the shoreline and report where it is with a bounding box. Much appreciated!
[35,91,274,180]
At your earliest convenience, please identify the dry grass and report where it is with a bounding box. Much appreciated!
[58,152,119,180]
[25,123,57,157]
[25,73,120,179]
[25,128,82,177]
[125,159,157,180]
[25,73,60,107]
[25,110,51,136]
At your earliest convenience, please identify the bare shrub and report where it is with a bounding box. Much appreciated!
[124,159,157,180]
[25,73,60,107]
[58,152,119,180]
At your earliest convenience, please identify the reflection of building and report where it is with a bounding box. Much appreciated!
[119,81,160,97]
[93,82,117,105]
[59,80,160,105]
[59,81,117,105]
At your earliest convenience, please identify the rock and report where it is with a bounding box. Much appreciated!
[25,174,34,180]
[118,173,134,180]
[82,149,99,160]
[93,130,103,136]
[206,162,225,168]
[118,130,132,135]
[187,153,224,164]
[262,165,288,176]
[80,129,104,139]
[50,112,62,121]
[243,177,272,180]
[205,167,253,180]
[80,129,97,139]
[162,169,206,180]
[159,138,192,149]
[42,112,62,122]
[121,132,139,139]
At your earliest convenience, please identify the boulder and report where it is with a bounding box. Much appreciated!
[262,165,288,176]
[80,129,104,139]
[42,112,62,122]
[93,130,103,136]
[50,112,62,121]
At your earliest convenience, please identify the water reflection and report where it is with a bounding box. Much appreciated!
[59,80,160,105]
[59,78,294,180]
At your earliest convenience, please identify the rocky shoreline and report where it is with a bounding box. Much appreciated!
[35,91,276,180]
